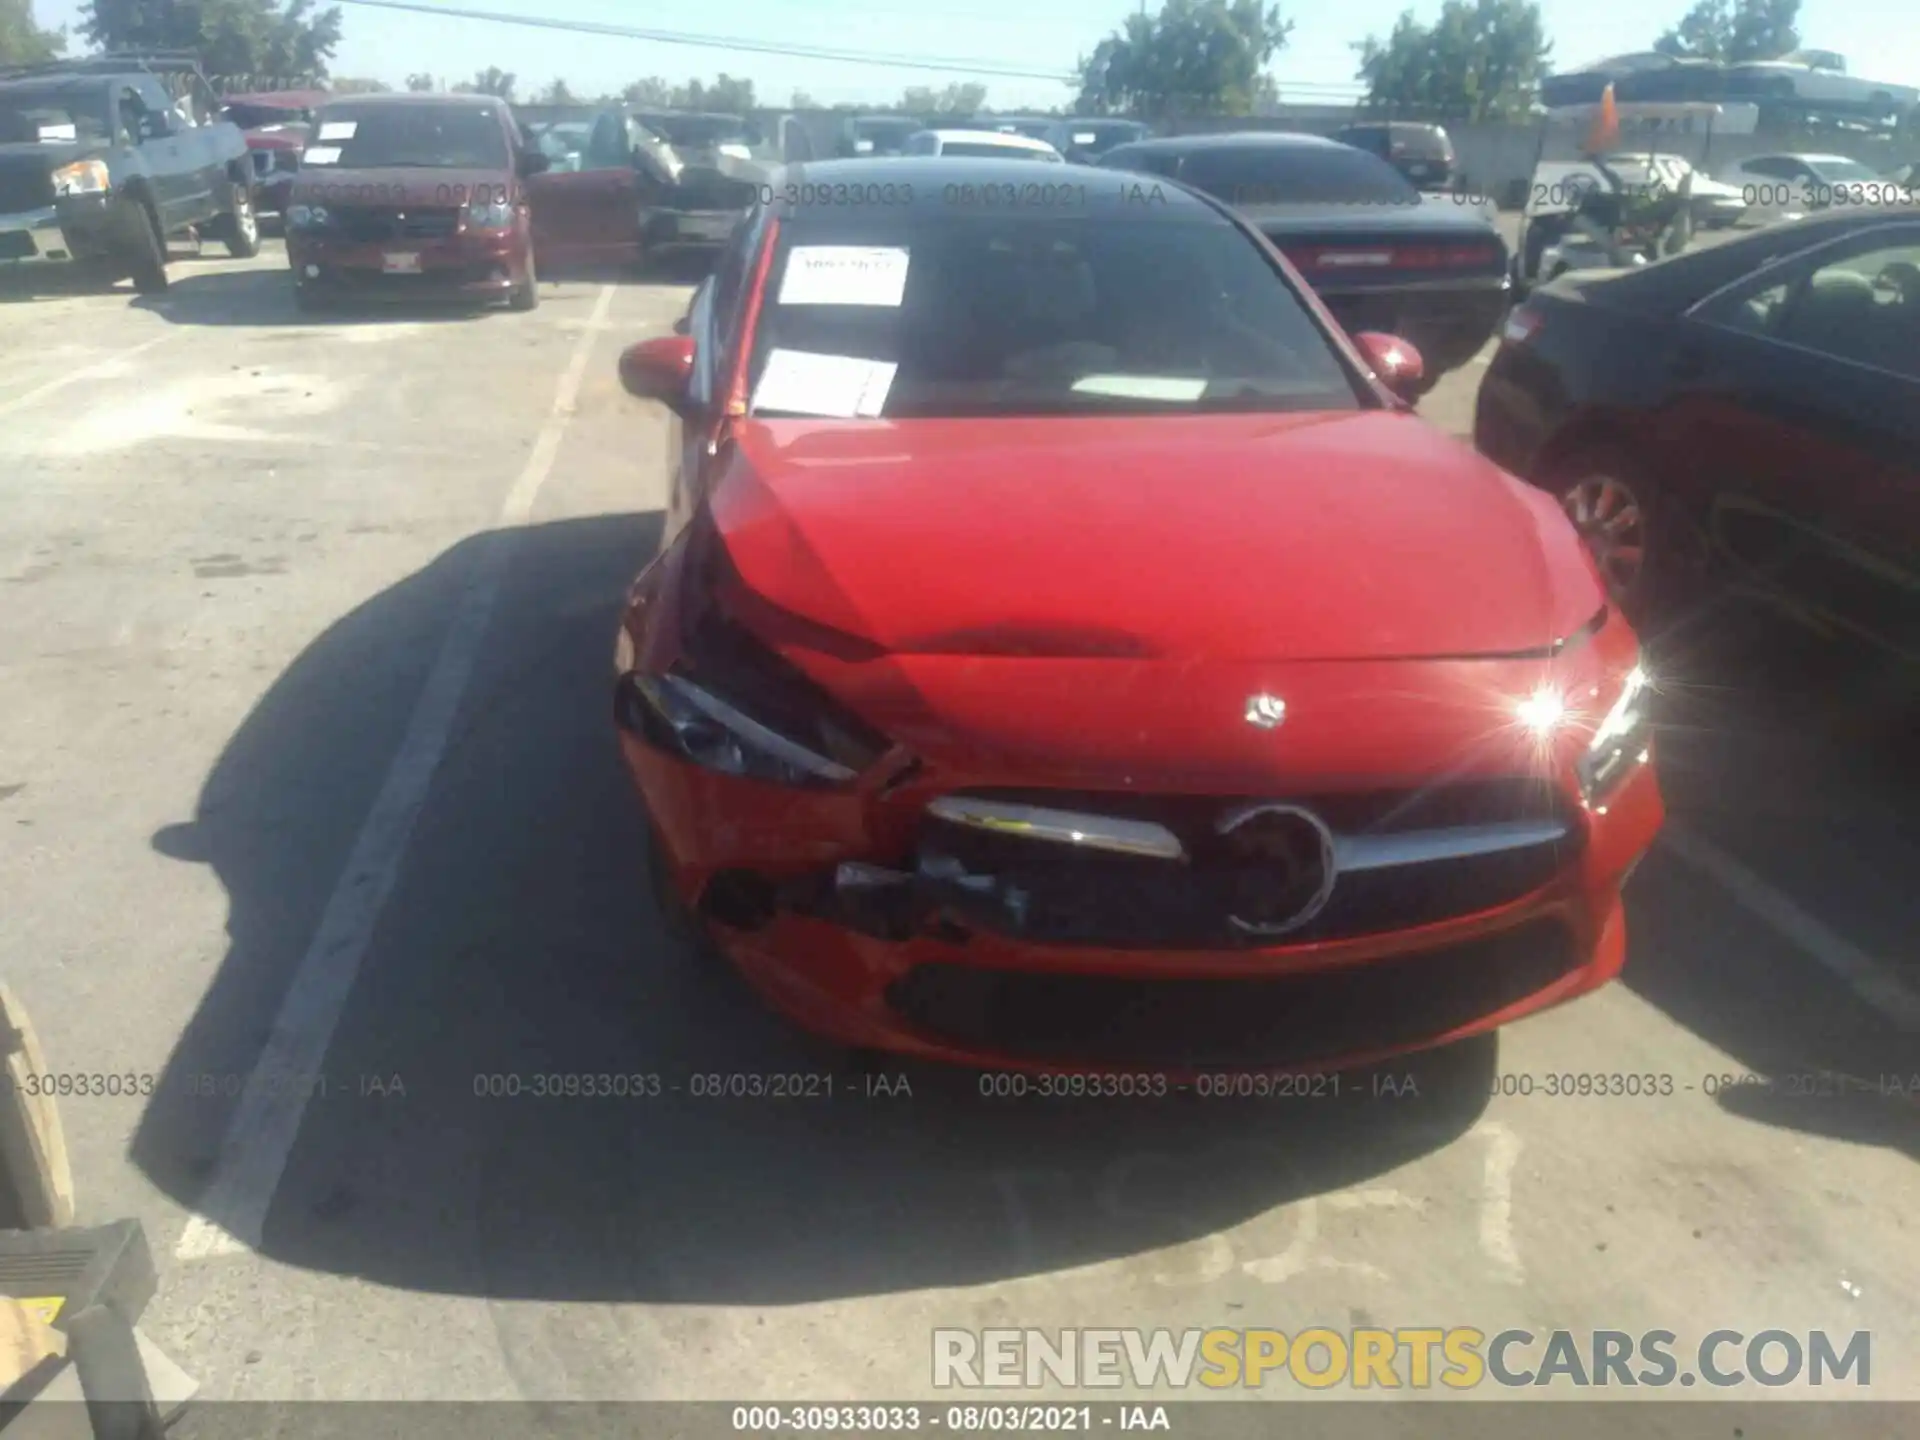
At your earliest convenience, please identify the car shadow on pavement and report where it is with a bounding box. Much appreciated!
[126,267,567,327]
[131,512,1500,1305]
[1622,599,1919,1162]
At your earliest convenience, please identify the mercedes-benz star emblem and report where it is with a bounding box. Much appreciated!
[1216,802,1337,937]
[1245,694,1287,729]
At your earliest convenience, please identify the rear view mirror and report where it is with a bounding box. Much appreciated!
[1352,331,1426,401]
[619,336,697,415]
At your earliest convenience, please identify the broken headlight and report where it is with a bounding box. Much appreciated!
[1576,665,1652,804]
[618,535,889,789]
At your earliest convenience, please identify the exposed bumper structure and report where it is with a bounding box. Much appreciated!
[616,672,1665,1075]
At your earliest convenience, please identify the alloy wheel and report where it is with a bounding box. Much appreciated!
[1562,474,1647,602]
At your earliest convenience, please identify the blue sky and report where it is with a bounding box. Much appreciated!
[31,0,1914,111]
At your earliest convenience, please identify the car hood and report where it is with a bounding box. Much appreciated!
[289,165,511,202]
[712,412,1603,663]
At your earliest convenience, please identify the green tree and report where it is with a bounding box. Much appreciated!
[79,0,343,82]
[0,0,65,64]
[668,73,755,112]
[622,76,671,105]
[1654,0,1799,62]
[329,76,390,94]
[405,71,435,91]
[900,82,988,116]
[533,77,576,104]
[457,65,516,99]
[1076,0,1293,121]
[789,89,818,109]
[1353,0,1550,121]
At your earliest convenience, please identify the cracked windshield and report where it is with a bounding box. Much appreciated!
[0,0,1912,1434]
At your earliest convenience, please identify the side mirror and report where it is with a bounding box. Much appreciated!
[137,111,172,140]
[619,336,696,413]
[517,149,551,176]
[1353,332,1426,402]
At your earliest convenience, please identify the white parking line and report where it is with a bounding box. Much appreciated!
[0,332,183,419]
[175,284,618,1261]
[1663,826,1920,1032]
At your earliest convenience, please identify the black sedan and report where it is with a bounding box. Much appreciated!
[1100,132,1508,387]
[1474,210,1920,660]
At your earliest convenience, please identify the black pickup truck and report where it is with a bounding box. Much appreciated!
[0,50,257,293]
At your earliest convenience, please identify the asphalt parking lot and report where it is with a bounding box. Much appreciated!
[1,234,1915,1406]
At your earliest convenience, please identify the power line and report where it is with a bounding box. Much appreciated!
[325,0,1082,81]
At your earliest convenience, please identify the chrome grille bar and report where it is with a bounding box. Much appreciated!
[1332,819,1573,872]
[926,797,1186,861]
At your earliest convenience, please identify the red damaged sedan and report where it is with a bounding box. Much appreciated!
[611,158,1664,1074]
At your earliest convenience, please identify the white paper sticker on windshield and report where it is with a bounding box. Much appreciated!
[753,349,896,418]
[302,145,342,165]
[1072,375,1208,402]
[1073,132,1097,145]
[778,246,910,307]
[37,122,78,142]
[317,121,357,140]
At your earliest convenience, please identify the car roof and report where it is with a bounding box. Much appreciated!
[1103,130,1348,155]
[764,157,1221,220]
[0,73,113,91]
[926,129,1059,151]
[318,92,504,108]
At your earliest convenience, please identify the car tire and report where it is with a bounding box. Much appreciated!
[123,201,169,294]
[1545,445,1705,631]
[509,248,539,311]
[220,180,261,258]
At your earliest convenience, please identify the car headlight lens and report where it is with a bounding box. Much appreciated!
[466,199,514,230]
[286,203,330,228]
[631,672,862,788]
[51,160,110,196]
[616,536,890,789]
[1577,665,1652,803]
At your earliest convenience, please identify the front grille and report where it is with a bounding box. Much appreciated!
[0,167,55,214]
[329,205,463,243]
[886,918,1580,1068]
[914,780,1577,950]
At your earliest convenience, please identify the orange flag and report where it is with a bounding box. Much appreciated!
[1585,82,1621,155]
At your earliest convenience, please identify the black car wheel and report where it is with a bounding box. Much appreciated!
[123,201,169,294]
[219,181,261,259]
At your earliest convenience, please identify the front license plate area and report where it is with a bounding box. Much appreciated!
[382,251,422,274]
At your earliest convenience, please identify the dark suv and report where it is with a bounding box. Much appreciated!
[1331,122,1457,191]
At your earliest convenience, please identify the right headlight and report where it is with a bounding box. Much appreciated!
[1577,665,1652,804]
[616,532,890,790]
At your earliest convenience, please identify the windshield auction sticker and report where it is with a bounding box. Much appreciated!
[778,246,911,307]
[316,121,356,141]
[752,349,897,418]
[302,145,342,165]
